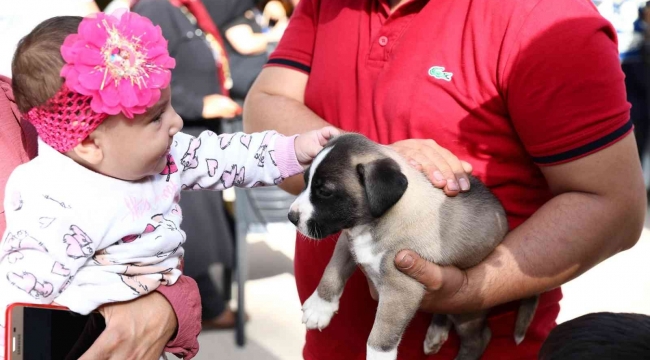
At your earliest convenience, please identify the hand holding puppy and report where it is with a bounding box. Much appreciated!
[363,251,469,314]
[294,126,340,168]
[394,250,471,313]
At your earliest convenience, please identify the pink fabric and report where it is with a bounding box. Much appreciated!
[60,11,175,118]
[273,134,304,178]
[157,276,202,359]
[0,76,200,359]
[26,11,176,153]
[0,75,37,233]
[23,85,108,153]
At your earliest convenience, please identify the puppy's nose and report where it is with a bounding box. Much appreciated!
[288,210,300,226]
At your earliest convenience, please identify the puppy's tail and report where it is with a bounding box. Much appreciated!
[514,295,540,345]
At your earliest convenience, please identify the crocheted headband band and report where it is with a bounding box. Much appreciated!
[24,10,176,152]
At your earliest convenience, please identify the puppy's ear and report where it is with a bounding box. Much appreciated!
[357,158,408,218]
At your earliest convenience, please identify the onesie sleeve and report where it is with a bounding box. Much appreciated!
[172,130,304,190]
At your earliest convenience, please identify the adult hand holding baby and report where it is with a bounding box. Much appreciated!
[79,292,177,360]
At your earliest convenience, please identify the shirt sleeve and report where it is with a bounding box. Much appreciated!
[156,275,201,360]
[172,130,304,190]
[0,167,104,314]
[503,0,632,166]
[265,0,318,74]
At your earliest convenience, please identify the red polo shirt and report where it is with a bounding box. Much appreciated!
[267,0,631,358]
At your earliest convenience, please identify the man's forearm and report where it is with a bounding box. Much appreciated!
[244,91,333,194]
[452,191,644,313]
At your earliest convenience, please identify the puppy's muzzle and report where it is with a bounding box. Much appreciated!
[288,210,300,226]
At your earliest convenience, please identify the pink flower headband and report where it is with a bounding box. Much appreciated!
[25,11,176,152]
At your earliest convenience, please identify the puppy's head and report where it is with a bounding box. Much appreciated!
[288,133,408,239]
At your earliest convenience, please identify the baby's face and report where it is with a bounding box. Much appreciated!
[95,87,183,181]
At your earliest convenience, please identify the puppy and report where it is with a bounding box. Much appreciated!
[288,133,539,360]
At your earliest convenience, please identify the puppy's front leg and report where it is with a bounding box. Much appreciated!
[366,278,424,360]
[302,232,356,330]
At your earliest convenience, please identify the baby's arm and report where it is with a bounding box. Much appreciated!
[173,127,340,191]
[0,168,103,314]
[174,130,303,190]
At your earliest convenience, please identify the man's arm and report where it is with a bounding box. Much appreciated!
[395,133,647,313]
[243,67,331,194]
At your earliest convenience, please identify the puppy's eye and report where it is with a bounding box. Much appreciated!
[316,187,333,199]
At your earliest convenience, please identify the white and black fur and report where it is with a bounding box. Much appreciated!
[288,133,539,360]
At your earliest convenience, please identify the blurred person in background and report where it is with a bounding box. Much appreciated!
[204,0,288,102]
[132,0,245,329]
[0,0,100,76]
[260,0,291,27]
[595,0,650,165]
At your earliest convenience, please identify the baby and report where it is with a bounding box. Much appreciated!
[0,12,337,359]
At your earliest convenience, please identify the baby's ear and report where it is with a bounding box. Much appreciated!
[72,136,103,166]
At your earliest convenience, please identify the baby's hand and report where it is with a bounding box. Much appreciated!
[294,126,340,167]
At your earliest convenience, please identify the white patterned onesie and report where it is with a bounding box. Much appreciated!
[0,130,303,358]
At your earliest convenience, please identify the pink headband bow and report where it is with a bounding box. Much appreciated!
[25,11,176,152]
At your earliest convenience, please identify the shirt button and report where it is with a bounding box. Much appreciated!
[195,29,203,36]
[186,31,194,38]
[378,36,388,46]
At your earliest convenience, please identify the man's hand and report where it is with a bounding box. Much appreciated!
[393,250,469,313]
[391,139,473,196]
[79,292,178,360]
[365,251,468,313]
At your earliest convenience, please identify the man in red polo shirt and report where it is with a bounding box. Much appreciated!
[244,0,647,358]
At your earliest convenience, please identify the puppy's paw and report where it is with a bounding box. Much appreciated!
[423,320,450,355]
[301,291,339,330]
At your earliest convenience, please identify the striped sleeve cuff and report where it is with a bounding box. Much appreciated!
[532,119,634,165]
[266,58,311,74]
